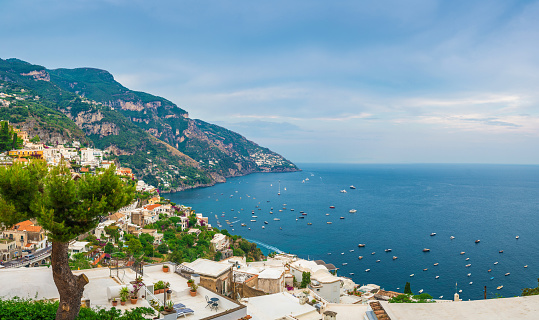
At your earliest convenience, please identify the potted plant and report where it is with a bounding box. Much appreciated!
[131,282,143,304]
[163,264,170,273]
[187,278,194,286]
[164,300,175,312]
[154,281,164,294]
[120,286,129,306]
[189,283,198,297]
[112,298,118,307]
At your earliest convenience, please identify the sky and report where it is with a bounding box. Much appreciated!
[1,0,539,164]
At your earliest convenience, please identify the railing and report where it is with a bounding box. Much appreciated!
[144,285,163,307]
[3,246,52,269]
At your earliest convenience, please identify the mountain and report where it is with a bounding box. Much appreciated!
[0,58,298,192]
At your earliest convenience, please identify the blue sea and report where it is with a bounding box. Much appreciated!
[167,163,539,300]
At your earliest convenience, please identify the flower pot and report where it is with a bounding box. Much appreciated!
[130,297,138,304]
[121,301,126,306]
[190,291,196,297]
[112,300,118,306]
[154,290,159,295]
[163,265,169,273]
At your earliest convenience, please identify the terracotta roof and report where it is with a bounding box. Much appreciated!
[80,167,89,172]
[108,212,125,221]
[24,226,42,232]
[14,220,33,229]
[24,243,34,247]
[144,204,161,211]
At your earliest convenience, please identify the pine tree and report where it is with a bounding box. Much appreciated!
[0,160,134,320]
[404,282,412,294]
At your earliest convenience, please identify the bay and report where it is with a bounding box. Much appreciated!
[168,163,539,301]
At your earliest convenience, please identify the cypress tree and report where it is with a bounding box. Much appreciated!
[404,282,412,294]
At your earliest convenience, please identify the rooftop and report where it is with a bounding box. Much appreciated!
[241,292,318,320]
[381,295,539,320]
[183,259,232,278]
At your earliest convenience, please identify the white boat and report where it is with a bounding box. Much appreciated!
[264,221,268,224]
[410,274,414,277]
[365,269,370,272]
[467,273,471,277]
[465,264,471,267]
[252,216,257,218]
[439,296,443,299]
[349,209,357,213]
[459,290,462,293]
[435,276,440,279]
[262,226,265,229]
[349,249,354,252]
[327,222,332,224]
[434,263,439,266]
[349,273,354,275]
[450,236,455,239]
[419,289,423,293]
[505,273,510,276]
[342,263,348,266]
[494,262,499,265]
[340,190,347,193]
[274,218,280,221]
[358,256,363,260]
[497,285,503,290]
[250,220,256,222]
[350,185,356,189]
[430,233,436,236]
[525,265,528,268]
[466,258,470,261]
[469,282,473,285]
[341,252,345,255]
[326,213,330,216]
[376,259,380,262]
[392,256,398,260]
[516,236,520,239]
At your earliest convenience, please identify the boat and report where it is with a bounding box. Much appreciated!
[469,282,473,285]
[326,213,330,216]
[430,233,436,236]
[490,277,494,280]
[376,260,380,262]
[350,185,356,189]
[460,252,465,255]
[423,268,428,271]
[341,252,345,255]
[278,180,281,195]
[340,217,345,219]
[488,269,492,272]
[467,273,471,277]
[439,296,443,299]
[327,222,332,224]
[329,206,335,209]
[298,216,305,219]
[358,244,366,247]
[497,286,503,290]
[494,262,499,265]
[349,209,357,213]
[505,273,510,276]
[450,236,455,239]
[342,263,348,266]
[358,256,363,260]
[252,216,257,218]
[350,273,354,275]
[279,210,283,212]
[290,209,294,211]
[307,223,312,225]
[419,289,423,293]
[516,236,519,239]
[241,223,246,226]
[435,276,440,279]
[350,249,354,252]
[475,239,480,243]
[410,274,414,277]
[459,290,462,293]
[423,248,430,252]
[466,258,470,261]
[392,256,398,260]
[525,265,528,268]
[465,264,471,267]
[264,221,268,224]
[434,263,439,266]
[371,252,376,255]
[365,269,370,272]
[262,226,265,229]
[385,249,392,252]
[301,212,307,215]
[250,220,256,222]
[274,218,280,221]
[499,250,503,253]
[328,253,331,255]
[340,190,347,193]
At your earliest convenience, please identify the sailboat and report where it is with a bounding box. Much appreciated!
[278,180,281,196]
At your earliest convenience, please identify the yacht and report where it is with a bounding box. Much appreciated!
[410,274,414,277]
[350,249,354,252]
[516,236,520,239]
[342,263,348,266]
[371,252,376,255]
[264,221,268,224]
[430,233,436,236]
[329,206,335,209]
[350,185,356,189]
[497,286,503,290]
[376,260,380,263]
[499,250,504,253]
[465,264,471,267]
[307,222,312,225]
[340,190,347,193]
[488,269,492,272]
[419,289,424,293]
[494,262,499,265]
[327,222,332,224]
[460,252,466,255]
[505,273,510,276]
[365,269,370,272]
[358,256,363,260]
[358,244,366,247]
[434,263,439,266]
[467,273,471,277]
[450,236,455,239]
[262,226,265,229]
[469,282,473,285]
[435,276,440,279]
[423,248,430,252]
[392,256,398,260]
[349,209,357,213]
[466,258,470,261]
[525,265,528,268]
[423,268,428,271]
[273,218,280,221]
[385,249,392,252]
[340,217,345,219]
[302,212,308,216]
[475,239,480,243]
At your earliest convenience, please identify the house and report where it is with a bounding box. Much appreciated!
[0,238,17,262]
[257,269,285,294]
[8,149,43,159]
[68,241,90,256]
[115,167,134,179]
[187,228,202,236]
[80,148,103,167]
[181,258,233,295]
[133,229,163,244]
[108,212,128,224]
[210,233,229,251]
[148,196,161,205]
[2,220,47,250]
[290,259,342,303]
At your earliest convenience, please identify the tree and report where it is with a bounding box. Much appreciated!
[404,282,412,294]
[30,135,40,143]
[157,243,169,254]
[214,251,222,261]
[300,272,311,288]
[126,238,143,257]
[104,242,114,254]
[0,161,134,320]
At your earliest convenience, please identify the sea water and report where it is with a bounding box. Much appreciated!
[168,163,539,300]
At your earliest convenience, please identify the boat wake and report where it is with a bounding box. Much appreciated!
[245,238,284,254]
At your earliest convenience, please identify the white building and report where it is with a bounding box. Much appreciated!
[80,148,103,167]
[210,233,229,251]
[68,241,90,256]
